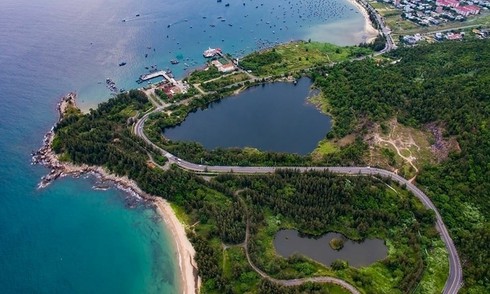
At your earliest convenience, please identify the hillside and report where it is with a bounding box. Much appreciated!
[312,39,490,293]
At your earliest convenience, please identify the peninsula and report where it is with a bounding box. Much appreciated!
[34,36,490,294]
[32,0,490,289]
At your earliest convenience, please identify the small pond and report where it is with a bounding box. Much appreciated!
[274,229,388,268]
[164,78,332,155]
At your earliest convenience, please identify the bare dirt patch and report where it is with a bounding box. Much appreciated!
[365,119,436,180]
[337,134,356,147]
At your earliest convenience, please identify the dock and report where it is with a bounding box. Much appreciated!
[137,70,176,84]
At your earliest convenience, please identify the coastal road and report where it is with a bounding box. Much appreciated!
[356,0,397,54]
[134,111,462,293]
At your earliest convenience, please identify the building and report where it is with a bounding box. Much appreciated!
[220,63,236,73]
[436,0,460,7]
[446,32,463,40]
[455,5,481,16]
[211,60,236,73]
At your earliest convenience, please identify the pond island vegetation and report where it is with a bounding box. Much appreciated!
[329,237,345,251]
[50,38,489,293]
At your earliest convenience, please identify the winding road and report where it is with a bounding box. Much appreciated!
[233,194,362,294]
[356,0,397,54]
[130,4,465,293]
[134,110,462,293]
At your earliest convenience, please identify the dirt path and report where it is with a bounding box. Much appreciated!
[376,135,419,174]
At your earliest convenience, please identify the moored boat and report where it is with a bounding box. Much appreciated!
[203,47,222,58]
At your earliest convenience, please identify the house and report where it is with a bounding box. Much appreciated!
[220,63,236,73]
[211,59,236,73]
[436,0,460,7]
[446,32,463,40]
[455,5,481,16]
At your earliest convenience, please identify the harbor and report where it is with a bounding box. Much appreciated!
[0,1,384,294]
[137,70,176,84]
[135,47,239,98]
[137,68,190,97]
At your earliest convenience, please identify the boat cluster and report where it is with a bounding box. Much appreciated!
[106,78,118,93]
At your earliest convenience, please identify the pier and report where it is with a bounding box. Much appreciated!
[138,70,176,84]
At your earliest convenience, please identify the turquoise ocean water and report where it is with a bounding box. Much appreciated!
[0,0,368,292]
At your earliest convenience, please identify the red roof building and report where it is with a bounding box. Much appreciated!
[455,5,481,16]
[435,0,460,7]
[447,33,463,40]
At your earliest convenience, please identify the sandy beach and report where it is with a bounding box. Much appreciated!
[305,0,379,46]
[154,198,199,294]
[349,0,379,43]
[35,146,200,294]
[33,93,200,294]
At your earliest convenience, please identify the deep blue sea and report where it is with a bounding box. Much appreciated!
[0,0,367,292]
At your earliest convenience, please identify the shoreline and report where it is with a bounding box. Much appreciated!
[33,93,200,294]
[349,0,379,43]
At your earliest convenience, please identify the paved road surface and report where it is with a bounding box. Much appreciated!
[236,195,362,294]
[134,112,462,293]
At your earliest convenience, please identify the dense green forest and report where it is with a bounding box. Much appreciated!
[311,39,490,292]
[52,90,445,293]
[239,50,283,75]
[212,170,441,293]
[53,90,160,174]
[51,39,490,293]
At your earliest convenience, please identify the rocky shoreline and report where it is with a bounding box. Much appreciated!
[31,93,151,199]
[32,92,200,293]
[32,92,80,188]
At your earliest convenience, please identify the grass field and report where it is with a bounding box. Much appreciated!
[201,72,250,91]
[414,240,449,294]
[240,41,373,77]
[369,0,418,36]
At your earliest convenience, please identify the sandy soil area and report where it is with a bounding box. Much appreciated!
[154,198,199,294]
[349,0,379,43]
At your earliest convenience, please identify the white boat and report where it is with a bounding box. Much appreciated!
[203,47,222,58]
